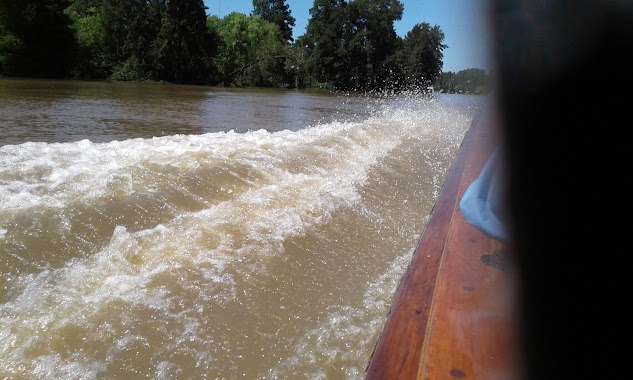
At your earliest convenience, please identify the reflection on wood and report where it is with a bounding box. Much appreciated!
[365,111,521,379]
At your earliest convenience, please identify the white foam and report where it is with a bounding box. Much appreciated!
[0,94,480,377]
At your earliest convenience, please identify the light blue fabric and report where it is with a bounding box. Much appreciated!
[459,148,508,243]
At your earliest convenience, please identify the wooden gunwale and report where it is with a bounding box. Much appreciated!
[365,111,520,379]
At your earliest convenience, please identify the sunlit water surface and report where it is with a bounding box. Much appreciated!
[0,78,485,379]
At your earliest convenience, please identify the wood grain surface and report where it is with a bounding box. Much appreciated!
[365,111,522,380]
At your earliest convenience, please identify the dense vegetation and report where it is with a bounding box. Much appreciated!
[0,0,488,94]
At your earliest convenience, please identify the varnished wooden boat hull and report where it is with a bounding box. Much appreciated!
[365,111,521,379]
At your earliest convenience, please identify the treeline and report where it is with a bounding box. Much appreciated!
[436,68,489,95]
[0,0,488,94]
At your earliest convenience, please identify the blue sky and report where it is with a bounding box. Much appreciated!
[203,0,492,73]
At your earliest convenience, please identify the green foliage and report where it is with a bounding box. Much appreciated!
[0,29,21,75]
[71,7,110,78]
[304,0,404,91]
[252,0,296,44]
[65,0,218,83]
[211,12,289,87]
[153,0,217,84]
[305,0,349,87]
[0,0,487,94]
[0,0,78,78]
[111,60,143,82]
[397,22,447,89]
[99,0,163,81]
[289,35,313,88]
[434,68,489,94]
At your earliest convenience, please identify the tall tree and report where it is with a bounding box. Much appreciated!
[154,0,217,83]
[346,0,403,90]
[304,0,348,87]
[399,22,446,88]
[304,0,403,91]
[252,0,296,43]
[98,0,163,81]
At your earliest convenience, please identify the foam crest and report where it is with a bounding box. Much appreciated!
[0,94,480,378]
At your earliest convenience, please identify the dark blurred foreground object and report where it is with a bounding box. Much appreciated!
[491,0,632,378]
